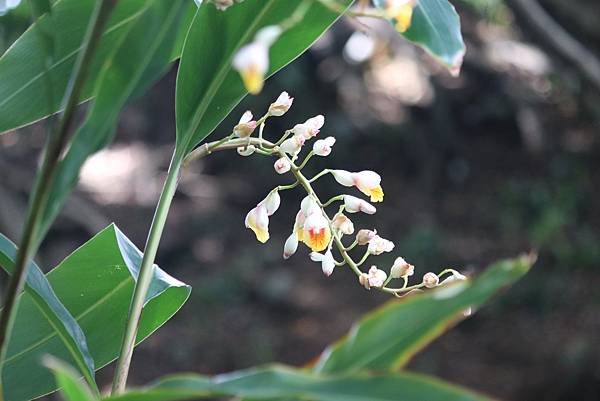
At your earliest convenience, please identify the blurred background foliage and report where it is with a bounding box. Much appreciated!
[1,0,599,400]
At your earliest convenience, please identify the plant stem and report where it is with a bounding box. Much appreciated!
[112,137,277,394]
[111,152,182,394]
[0,1,116,396]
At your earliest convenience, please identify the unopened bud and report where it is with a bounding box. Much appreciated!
[422,272,439,288]
[356,229,376,245]
[359,272,370,290]
[269,91,293,116]
[274,157,291,174]
[283,232,298,259]
[390,257,414,279]
[332,214,354,235]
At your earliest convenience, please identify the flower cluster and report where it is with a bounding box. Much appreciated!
[198,91,466,296]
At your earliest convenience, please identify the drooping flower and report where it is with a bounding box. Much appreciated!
[269,91,294,116]
[274,157,291,174]
[313,136,336,156]
[232,25,282,94]
[383,0,417,33]
[310,249,336,276]
[367,235,395,255]
[343,195,376,214]
[332,213,354,235]
[422,272,440,288]
[283,232,298,259]
[390,256,414,278]
[245,204,269,243]
[292,115,324,139]
[233,111,257,138]
[244,190,280,243]
[331,170,384,202]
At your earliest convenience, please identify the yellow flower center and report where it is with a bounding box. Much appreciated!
[240,65,264,95]
[388,3,414,33]
[303,227,331,252]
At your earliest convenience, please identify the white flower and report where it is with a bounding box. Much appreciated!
[269,91,294,116]
[245,203,269,243]
[232,25,282,94]
[274,157,291,174]
[332,213,354,235]
[283,232,298,259]
[343,195,376,214]
[356,229,377,245]
[244,190,279,243]
[301,212,331,252]
[300,195,320,216]
[292,115,324,139]
[423,272,439,288]
[331,170,384,202]
[313,136,336,156]
[390,257,414,278]
[367,266,387,288]
[233,111,257,138]
[280,134,305,156]
[310,250,336,276]
[367,235,394,255]
[439,270,468,285]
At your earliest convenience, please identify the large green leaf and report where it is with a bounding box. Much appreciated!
[0,234,97,395]
[175,0,352,156]
[39,1,192,239]
[98,365,492,401]
[0,0,162,134]
[1,224,191,401]
[313,256,533,374]
[375,0,466,72]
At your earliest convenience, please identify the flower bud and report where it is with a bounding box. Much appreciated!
[283,232,298,259]
[237,144,256,156]
[390,257,414,279]
[292,115,324,139]
[422,272,439,288]
[245,204,269,243]
[356,229,377,245]
[269,91,293,116]
[233,111,257,138]
[359,272,371,290]
[367,266,387,288]
[313,136,336,156]
[280,134,305,156]
[210,0,234,11]
[367,235,395,255]
[274,157,291,174]
[263,190,280,216]
[343,195,376,214]
[332,214,354,235]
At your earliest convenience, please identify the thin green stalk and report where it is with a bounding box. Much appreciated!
[111,153,182,395]
[0,2,116,397]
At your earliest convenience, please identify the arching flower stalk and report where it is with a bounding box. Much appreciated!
[184,92,465,296]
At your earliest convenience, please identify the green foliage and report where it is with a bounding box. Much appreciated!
[175,0,352,157]
[375,0,466,71]
[0,233,97,395]
[0,225,190,401]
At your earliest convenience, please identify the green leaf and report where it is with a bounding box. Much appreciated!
[314,256,534,374]
[376,0,466,72]
[29,0,52,18]
[39,0,192,238]
[104,365,493,401]
[1,224,191,401]
[175,0,352,156]
[45,357,96,401]
[0,0,151,134]
[0,233,97,394]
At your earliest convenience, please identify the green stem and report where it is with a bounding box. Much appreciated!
[0,1,116,397]
[111,153,182,395]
